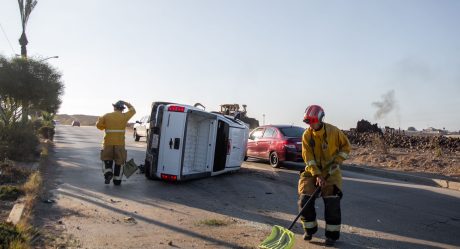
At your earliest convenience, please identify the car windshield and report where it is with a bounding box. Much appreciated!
[279,127,305,137]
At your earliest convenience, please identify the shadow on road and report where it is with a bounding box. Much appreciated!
[35,126,460,249]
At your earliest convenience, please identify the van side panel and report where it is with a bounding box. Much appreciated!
[158,112,186,176]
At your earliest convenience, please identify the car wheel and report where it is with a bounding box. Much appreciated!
[134,130,140,141]
[269,151,281,168]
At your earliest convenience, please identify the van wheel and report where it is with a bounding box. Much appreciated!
[144,161,153,180]
[269,152,280,168]
[134,130,140,141]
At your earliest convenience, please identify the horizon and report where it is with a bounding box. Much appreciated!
[1,1,459,131]
[54,113,458,132]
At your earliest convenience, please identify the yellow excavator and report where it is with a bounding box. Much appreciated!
[219,104,259,129]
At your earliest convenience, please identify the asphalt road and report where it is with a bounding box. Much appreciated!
[34,125,460,249]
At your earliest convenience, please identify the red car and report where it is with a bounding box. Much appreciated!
[245,125,305,167]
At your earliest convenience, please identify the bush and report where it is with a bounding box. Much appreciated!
[0,124,40,161]
[0,222,24,248]
[0,161,31,185]
[32,119,43,132]
[38,126,55,140]
[0,185,24,201]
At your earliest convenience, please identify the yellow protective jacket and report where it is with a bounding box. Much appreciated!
[96,105,136,146]
[301,123,351,190]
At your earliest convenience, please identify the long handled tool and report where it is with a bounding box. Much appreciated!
[259,174,330,249]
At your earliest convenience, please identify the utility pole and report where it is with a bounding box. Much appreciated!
[263,114,265,125]
[18,0,38,58]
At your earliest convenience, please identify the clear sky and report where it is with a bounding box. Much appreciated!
[1,1,459,131]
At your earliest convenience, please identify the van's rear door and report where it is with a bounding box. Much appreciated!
[159,110,186,175]
[227,126,248,168]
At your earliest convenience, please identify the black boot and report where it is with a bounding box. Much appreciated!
[103,160,114,184]
[325,238,336,247]
[104,172,113,184]
[113,164,122,186]
[303,233,312,241]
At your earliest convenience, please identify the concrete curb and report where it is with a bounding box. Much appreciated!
[7,203,25,225]
[342,164,460,191]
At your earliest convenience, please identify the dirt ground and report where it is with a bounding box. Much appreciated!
[347,145,460,180]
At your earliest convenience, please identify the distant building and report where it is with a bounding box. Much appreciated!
[422,127,447,135]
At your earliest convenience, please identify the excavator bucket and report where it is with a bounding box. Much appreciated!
[259,225,295,249]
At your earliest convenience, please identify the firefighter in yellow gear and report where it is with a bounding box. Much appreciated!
[298,105,351,247]
[96,100,136,185]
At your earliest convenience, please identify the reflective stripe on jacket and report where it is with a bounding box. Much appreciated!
[96,106,136,145]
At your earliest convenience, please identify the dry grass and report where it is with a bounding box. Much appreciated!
[20,171,42,225]
[349,146,460,178]
[371,134,388,154]
[196,218,233,227]
[0,161,31,185]
[2,171,43,249]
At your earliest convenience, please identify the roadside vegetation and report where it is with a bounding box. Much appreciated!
[0,54,64,248]
[195,218,234,227]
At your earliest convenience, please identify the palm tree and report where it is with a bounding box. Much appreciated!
[18,0,38,58]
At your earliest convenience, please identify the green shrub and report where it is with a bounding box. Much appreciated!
[0,185,24,201]
[38,126,55,140]
[0,124,39,161]
[0,161,31,185]
[32,119,44,132]
[0,222,24,248]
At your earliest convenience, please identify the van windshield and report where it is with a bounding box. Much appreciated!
[279,127,305,138]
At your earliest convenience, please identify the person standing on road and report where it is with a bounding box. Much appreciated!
[96,100,136,185]
[298,105,351,247]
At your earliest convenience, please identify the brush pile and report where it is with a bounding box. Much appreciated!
[345,120,460,152]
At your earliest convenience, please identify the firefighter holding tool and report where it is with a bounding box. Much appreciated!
[298,104,351,246]
[96,100,136,185]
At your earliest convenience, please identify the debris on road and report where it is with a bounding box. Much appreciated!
[124,216,137,224]
[42,199,55,204]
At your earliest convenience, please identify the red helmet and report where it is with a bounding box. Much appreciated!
[303,105,325,124]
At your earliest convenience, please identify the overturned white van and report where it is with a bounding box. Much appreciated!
[143,102,249,181]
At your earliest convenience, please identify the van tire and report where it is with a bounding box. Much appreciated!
[144,160,159,180]
[144,160,152,179]
[134,130,140,141]
[269,151,281,168]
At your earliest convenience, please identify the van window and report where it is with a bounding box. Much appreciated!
[249,128,264,140]
[262,128,276,138]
